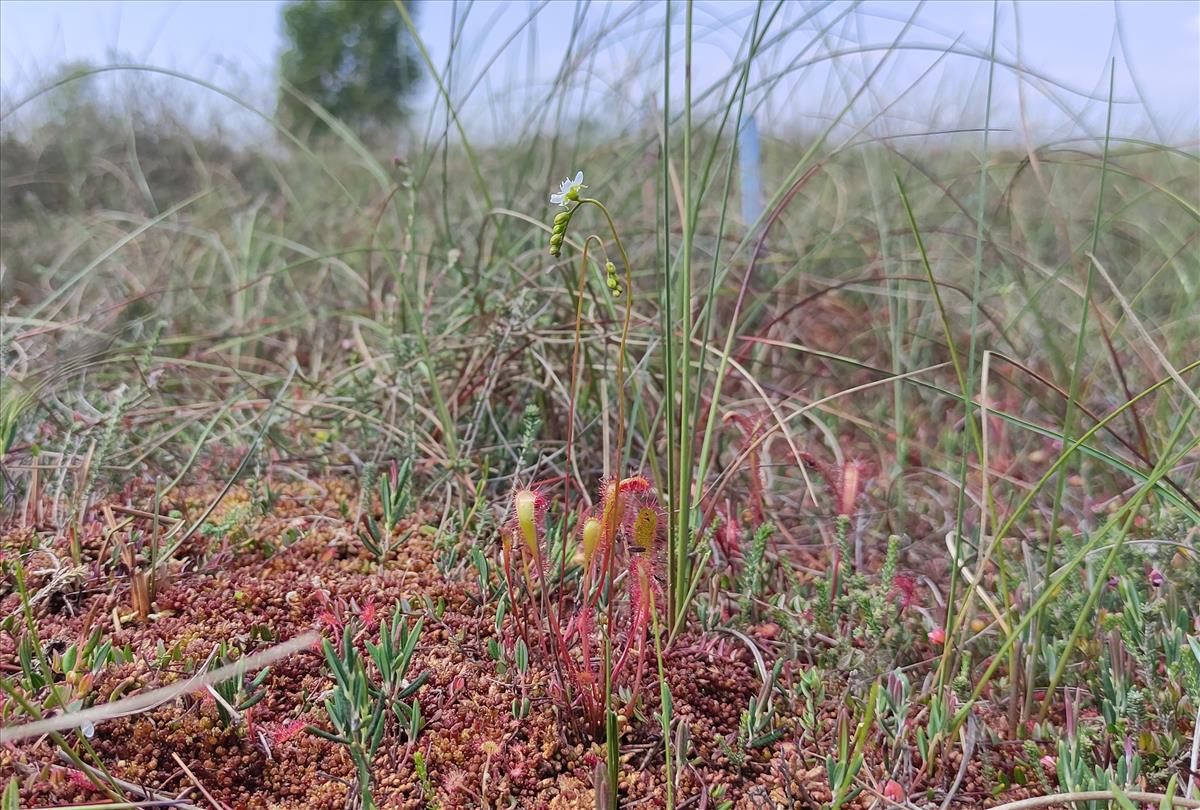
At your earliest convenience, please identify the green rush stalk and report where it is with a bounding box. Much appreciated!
[1036,58,1118,720]
[672,0,696,637]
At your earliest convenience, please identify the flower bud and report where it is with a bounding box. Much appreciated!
[604,260,623,297]
[548,208,572,257]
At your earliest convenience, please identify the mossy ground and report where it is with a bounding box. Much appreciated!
[2,474,1078,809]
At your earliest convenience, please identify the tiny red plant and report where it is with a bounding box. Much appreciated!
[891,573,918,612]
[502,475,663,739]
[272,719,307,745]
[724,412,767,523]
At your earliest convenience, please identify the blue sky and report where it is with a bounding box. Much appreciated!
[1,1,1197,144]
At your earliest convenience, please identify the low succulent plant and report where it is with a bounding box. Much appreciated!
[308,603,427,810]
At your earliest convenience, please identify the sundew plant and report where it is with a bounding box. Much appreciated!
[1,1,1199,808]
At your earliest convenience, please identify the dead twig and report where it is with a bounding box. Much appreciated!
[171,752,229,810]
[987,791,1200,810]
[2,632,316,743]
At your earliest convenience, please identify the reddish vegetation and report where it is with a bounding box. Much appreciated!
[3,478,1050,808]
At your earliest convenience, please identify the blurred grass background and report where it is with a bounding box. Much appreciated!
[1,0,1197,647]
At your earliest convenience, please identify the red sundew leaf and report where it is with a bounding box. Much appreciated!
[66,768,100,793]
[838,460,864,517]
[715,501,742,561]
[883,780,905,802]
[891,573,918,611]
[617,475,653,494]
[723,412,767,522]
[272,719,307,745]
[359,597,377,629]
[800,453,871,517]
[507,486,550,574]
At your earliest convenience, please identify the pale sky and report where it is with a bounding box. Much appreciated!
[1,0,1197,144]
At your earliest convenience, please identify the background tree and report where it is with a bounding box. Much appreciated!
[277,0,421,139]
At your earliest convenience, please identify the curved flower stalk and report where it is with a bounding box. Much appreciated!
[498,172,663,804]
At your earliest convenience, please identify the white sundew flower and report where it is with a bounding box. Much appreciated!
[550,171,586,207]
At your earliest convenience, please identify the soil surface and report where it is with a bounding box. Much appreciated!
[3,478,1054,809]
